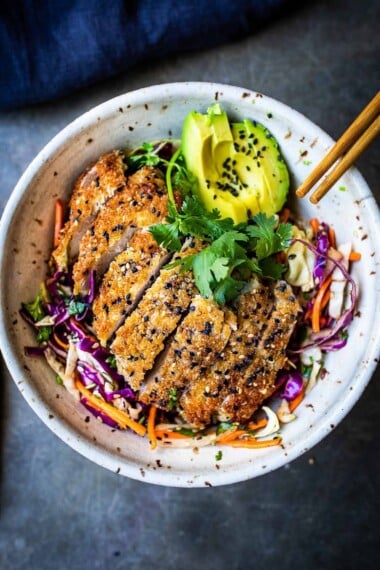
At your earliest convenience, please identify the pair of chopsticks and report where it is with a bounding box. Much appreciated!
[296,91,380,204]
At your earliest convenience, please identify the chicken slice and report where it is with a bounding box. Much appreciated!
[72,166,169,295]
[179,280,300,427]
[52,150,127,270]
[92,230,171,346]
[139,296,237,408]
[217,281,300,424]
[110,238,204,391]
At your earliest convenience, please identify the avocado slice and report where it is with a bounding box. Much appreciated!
[181,105,289,223]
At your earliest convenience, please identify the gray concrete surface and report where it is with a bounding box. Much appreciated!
[0,1,379,569]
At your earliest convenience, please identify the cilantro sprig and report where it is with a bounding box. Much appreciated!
[22,289,46,322]
[126,141,292,304]
[150,196,236,251]
[245,213,292,259]
[22,287,53,344]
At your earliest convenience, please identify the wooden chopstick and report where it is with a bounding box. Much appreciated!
[296,91,380,204]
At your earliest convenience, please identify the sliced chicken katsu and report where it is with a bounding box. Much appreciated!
[72,166,168,295]
[92,230,171,346]
[111,238,204,391]
[179,280,300,427]
[139,296,237,408]
[52,150,127,270]
[217,281,300,423]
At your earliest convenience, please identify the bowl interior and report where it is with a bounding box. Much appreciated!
[1,83,379,487]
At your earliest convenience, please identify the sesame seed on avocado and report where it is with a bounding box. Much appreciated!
[181,104,289,223]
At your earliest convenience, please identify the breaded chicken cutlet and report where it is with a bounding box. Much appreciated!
[55,154,301,430]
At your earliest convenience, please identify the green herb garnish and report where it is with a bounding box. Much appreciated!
[67,299,88,316]
[22,289,46,322]
[37,326,52,344]
[215,450,223,461]
[129,142,292,304]
[106,355,117,369]
[245,213,292,260]
[177,428,196,437]
[56,374,64,385]
[168,389,178,410]
[300,363,313,380]
[216,422,235,435]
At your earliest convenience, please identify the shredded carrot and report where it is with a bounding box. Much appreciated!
[320,289,331,311]
[53,332,69,350]
[289,389,305,412]
[349,251,362,261]
[75,380,146,436]
[328,228,336,248]
[148,406,157,450]
[281,208,291,223]
[154,429,191,440]
[222,437,282,449]
[304,306,313,322]
[54,199,64,248]
[311,275,333,332]
[309,218,320,235]
[247,419,268,430]
[319,316,327,328]
[217,429,247,444]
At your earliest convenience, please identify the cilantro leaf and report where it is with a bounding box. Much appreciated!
[106,355,117,369]
[149,222,182,251]
[259,257,285,280]
[215,450,223,461]
[149,195,236,252]
[209,257,230,281]
[22,289,46,322]
[213,275,247,305]
[67,299,88,316]
[166,254,195,273]
[37,326,52,344]
[126,142,161,169]
[246,213,292,259]
[170,231,258,304]
[192,250,215,298]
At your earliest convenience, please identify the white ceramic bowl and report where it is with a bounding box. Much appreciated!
[1,82,379,487]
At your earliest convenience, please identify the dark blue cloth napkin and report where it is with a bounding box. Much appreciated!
[0,0,287,110]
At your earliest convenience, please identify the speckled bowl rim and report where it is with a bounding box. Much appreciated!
[1,82,379,487]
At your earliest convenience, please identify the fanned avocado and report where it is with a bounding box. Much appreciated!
[181,104,289,223]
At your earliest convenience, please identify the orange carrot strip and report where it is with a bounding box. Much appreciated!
[53,332,69,351]
[75,380,146,436]
[154,430,192,440]
[217,429,247,444]
[247,419,268,430]
[289,389,305,412]
[349,251,362,261]
[54,199,64,248]
[304,306,313,322]
[222,437,282,449]
[328,228,336,248]
[320,289,331,311]
[311,275,333,332]
[281,208,291,223]
[319,316,327,328]
[148,406,157,450]
[309,218,320,235]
